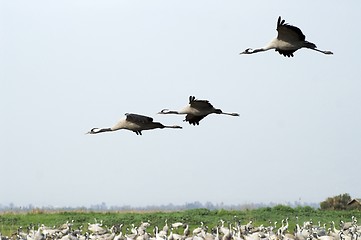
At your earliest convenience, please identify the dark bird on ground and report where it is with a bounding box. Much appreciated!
[240,16,333,57]
[158,96,239,126]
[87,113,182,136]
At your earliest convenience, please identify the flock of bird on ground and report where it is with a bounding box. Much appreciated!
[2,216,359,240]
[87,16,333,136]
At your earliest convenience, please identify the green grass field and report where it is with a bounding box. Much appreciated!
[0,206,358,237]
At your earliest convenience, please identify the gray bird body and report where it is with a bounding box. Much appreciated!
[159,96,239,125]
[87,113,182,135]
[240,16,333,57]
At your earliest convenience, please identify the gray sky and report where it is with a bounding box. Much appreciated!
[1,0,360,208]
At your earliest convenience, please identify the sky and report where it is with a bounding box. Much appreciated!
[1,0,360,208]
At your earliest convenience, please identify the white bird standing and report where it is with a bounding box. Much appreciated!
[240,16,333,57]
[171,222,184,229]
[158,96,240,125]
[87,113,182,135]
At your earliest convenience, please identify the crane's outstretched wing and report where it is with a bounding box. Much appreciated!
[186,96,215,125]
[276,16,305,42]
[188,96,215,111]
[185,114,207,125]
[275,17,307,57]
[275,49,295,57]
[125,113,153,124]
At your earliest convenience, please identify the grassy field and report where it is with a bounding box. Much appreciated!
[0,206,358,236]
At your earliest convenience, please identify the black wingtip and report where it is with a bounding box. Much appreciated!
[277,16,286,27]
[189,96,196,103]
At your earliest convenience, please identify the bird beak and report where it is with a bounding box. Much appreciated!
[158,109,168,114]
[240,48,251,54]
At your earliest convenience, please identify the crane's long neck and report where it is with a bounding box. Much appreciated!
[88,128,112,134]
[166,110,181,114]
[251,48,269,53]
[159,109,183,115]
[97,128,112,133]
[241,44,274,54]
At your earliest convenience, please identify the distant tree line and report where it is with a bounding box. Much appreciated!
[4,193,358,212]
[320,193,354,210]
[0,200,319,213]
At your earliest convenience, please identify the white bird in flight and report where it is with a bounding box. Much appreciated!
[158,96,240,126]
[240,16,333,57]
[87,113,182,135]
